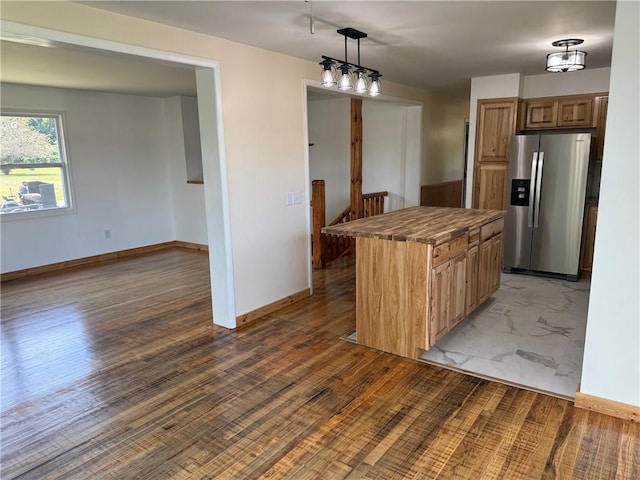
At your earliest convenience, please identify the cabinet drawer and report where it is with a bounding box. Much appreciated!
[480,218,504,241]
[468,228,480,246]
[432,234,468,267]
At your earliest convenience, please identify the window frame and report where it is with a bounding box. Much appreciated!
[0,109,75,221]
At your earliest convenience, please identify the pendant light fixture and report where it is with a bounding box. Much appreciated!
[319,27,382,97]
[546,39,587,73]
[320,58,336,86]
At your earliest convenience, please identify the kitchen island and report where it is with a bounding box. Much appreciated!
[323,206,505,359]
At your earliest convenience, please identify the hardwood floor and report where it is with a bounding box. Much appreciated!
[1,249,638,479]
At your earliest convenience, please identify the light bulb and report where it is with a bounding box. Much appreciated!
[338,64,352,90]
[368,73,381,96]
[354,70,368,94]
[319,59,336,87]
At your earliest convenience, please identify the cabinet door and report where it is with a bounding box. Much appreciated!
[525,100,557,129]
[466,245,479,315]
[557,98,593,127]
[477,239,492,305]
[451,253,467,328]
[476,100,518,163]
[581,206,598,271]
[490,233,503,294]
[474,163,508,210]
[595,96,608,161]
[430,260,452,346]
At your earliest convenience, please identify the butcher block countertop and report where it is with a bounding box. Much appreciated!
[322,206,505,246]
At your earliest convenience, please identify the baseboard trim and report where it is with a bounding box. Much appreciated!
[173,241,209,252]
[579,269,592,279]
[1,241,208,282]
[574,392,640,422]
[236,288,311,327]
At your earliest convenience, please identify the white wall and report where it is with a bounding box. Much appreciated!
[180,96,203,183]
[163,96,208,245]
[0,83,176,273]
[422,94,470,185]
[580,0,639,407]
[195,68,236,328]
[404,106,422,208]
[522,67,611,98]
[307,96,421,220]
[307,97,350,221]
[362,101,410,212]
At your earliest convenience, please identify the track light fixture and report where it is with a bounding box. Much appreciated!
[319,27,382,97]
[546,39,587,73]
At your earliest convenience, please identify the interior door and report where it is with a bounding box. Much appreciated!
[503,135,540,270]
[530,133,591,275]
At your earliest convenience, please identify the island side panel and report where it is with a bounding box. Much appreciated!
[355,237,429,359]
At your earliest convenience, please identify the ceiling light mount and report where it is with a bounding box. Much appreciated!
[551,38,584,49]
[319,27,382,97]
[546,38,587,73]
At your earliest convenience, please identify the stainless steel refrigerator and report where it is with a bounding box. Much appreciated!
[503,133,591,280]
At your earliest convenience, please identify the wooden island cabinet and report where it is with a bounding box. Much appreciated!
[323,206,504,360]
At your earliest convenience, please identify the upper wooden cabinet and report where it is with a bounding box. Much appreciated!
[524,100,557,129]
[558,98,593,127]
[476,99,519,163]
[522,95,594,130]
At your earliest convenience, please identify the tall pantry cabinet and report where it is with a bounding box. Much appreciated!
[472,98,520,211]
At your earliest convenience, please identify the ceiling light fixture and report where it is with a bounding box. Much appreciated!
[546,39,587,73]
[319,27,382,97]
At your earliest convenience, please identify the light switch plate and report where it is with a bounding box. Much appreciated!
[286,191,303,206]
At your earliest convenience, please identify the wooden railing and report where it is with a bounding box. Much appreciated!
[312,179,388,268]
[363,191,387,217]
[324,206,353,265]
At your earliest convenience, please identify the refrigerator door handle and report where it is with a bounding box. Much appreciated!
[534,151,545,228]
[528,152,538,228]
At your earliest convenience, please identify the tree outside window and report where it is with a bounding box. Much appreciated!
[0,113,71,215]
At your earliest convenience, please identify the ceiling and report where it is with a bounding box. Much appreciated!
[1,1,617,97]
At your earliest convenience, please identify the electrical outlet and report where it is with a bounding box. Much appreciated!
[105,229,111,239]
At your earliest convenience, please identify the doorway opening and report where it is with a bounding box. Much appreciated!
[1,21,236,327]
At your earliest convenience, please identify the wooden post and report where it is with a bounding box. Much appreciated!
[311,179,326,268]
[350,98,363,220]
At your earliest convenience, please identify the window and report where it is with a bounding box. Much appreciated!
[0,112,72,216]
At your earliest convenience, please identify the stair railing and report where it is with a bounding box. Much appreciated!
[311,179,388,268]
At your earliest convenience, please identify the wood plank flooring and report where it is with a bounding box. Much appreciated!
[1,249,638,479]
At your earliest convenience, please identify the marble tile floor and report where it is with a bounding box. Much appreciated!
[344,273,590,400]
[419,273,590,400]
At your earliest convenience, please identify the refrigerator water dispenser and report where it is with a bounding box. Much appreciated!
[510,179,530,206]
